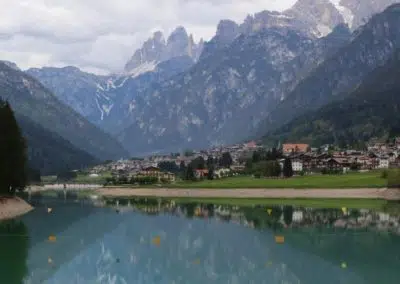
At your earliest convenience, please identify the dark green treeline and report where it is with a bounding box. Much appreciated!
[0,100,27,195]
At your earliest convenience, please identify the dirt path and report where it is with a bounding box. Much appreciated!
[96,187,400,200]
[0,197,33,221]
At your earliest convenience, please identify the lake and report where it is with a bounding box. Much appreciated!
[1,194,400,284]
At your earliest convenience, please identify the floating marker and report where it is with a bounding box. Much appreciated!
[341,262,347,269]
[267,209,272,215]
[342,207,347,214]
[48,235,56,242]
[47,208,52,213]
[275,236,285,244]
[152,236,161,246]
[193,258,200,265]
[265,261,273,267]
[48,257,53,264]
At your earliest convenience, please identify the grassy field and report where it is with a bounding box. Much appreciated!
[166,172,386,189]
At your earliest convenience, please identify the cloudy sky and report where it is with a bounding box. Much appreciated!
[0,0,297,74]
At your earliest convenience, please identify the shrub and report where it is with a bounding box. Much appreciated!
[381,170,389,179]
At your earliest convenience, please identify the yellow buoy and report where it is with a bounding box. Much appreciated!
[47,208,53,213]
[275,236,285,244]
[341,262,347,269]
[48,235,56,242]
[152,236,161,246]
[342,207,348,214]
[267,209,272,215]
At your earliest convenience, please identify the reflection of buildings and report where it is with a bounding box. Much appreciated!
[103,197,400,236]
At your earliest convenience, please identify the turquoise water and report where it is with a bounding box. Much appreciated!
[1,195,400,284]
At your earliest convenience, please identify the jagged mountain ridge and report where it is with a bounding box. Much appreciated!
[258,3,400,137]
[24,0,400,155]
[0,62,128,161]
[27,55,195,133]
[124,26,204,76]
[118,25,351,154]
[262,49,400,147]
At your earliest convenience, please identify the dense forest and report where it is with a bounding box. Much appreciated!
[0,100,27,194]
[17,114,98,175]
[262,51,400,147]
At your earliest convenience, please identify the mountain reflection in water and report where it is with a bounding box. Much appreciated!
[0,195,399,284]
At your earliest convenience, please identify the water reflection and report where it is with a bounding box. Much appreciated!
[105,198,400,235]
[1,195,400,283]
[0,220,29,283]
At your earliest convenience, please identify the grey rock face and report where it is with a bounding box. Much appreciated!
[124,26,203,75]
[118,25,351,154]
[340,0,399,28]
[258,3,400,136]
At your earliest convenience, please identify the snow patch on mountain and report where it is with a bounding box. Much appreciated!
[129,61,157,78]
[329,0,354,28]
[316,24,333,37]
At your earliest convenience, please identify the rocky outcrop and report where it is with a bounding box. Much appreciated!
[0,197,33,221]
[124,26,203,75]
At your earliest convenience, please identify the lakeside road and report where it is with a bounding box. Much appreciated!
[96,187,400,200]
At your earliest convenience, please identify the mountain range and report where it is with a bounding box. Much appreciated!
[0,62,128,174]
[8,0,400,158]
[262,49,400,147]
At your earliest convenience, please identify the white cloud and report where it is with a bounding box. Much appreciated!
[0,0,297,74]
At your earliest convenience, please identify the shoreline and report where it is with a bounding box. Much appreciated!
[96,187,400,200]
[0,196,34,221]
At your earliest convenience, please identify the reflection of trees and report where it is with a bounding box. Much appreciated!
[181,202,196,218]
[242,207,283,231]
[283,206,293,226]
[0,220,29,283]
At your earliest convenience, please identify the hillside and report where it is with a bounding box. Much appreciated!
[17,115,98,175]
[0,62,129,160]
[257,4,400,136]
[262,50,400,147]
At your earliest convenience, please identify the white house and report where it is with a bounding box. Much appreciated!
[293,211,304,222]
[292,159,303,172]
[214,168,231,179]
[378,158,389,169]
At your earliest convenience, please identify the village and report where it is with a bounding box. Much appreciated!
[88,138,400,184]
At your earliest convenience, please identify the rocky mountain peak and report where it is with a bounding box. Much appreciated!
[339,0,399,29]
[287,0,345,37]
[0,61,20,71]
[124,26,203,75]
[216,19,240,38]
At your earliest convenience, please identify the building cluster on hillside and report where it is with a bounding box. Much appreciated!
[282,139,400,173]
[89,141,262,181]
[89,138,400,181]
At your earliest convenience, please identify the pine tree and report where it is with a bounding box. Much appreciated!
[185,164,195,181]
[219,152,233,168]
[0,100,27,195]
[206,156,214,168]
[283,158,294,178]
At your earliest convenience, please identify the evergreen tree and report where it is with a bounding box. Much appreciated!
[185,164,195,181]
[191,156,205,169]
[206,156,214,168]
[0,101,27,195]
[283,158,294,178]
[207,166,215,180]
[219,152,233,168]
[179,161,186,172]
